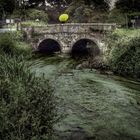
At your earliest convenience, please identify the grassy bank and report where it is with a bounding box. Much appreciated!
[0,33,57,140]
[106,29,140,79]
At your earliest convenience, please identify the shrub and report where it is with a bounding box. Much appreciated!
[110,37,140,78]
[12,9,48,23]
[0,33,57,139]
[0,54,57,140]
[26,9,48,22]
[107,9,126,25]
[0,33,16,55]
[0,33,32,58]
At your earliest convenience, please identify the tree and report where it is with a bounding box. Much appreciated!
[27,0,109,10]
[26,0,71,7]
[0,0,15,18]
[89,0,109,9]
[116,0,140,12]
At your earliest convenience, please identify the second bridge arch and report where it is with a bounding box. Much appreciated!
[71,38,100,58]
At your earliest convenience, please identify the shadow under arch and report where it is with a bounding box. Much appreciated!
[38,38,61,54]
[71,38,100,58]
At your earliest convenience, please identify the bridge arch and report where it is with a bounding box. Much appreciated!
[38,38,62,54]
[71,38,100,58]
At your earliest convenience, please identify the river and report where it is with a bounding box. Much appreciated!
[31,55,140,140]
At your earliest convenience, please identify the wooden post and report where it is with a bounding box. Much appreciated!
[16,22,19,31]
[125,14,128,29]
[16,19,21,31]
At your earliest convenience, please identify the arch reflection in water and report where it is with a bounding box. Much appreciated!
[38,39,61,54]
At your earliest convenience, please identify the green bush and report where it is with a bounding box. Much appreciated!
[26,9,48,22]
[110,37,140,78]
[0,54,57,140]
[12,9,48,22]
[107,9,126,24]
[0,33,16,55]
[0,33,32,58]
[0,33,57,139]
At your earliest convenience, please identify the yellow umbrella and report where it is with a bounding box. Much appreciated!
[59,14,69,23]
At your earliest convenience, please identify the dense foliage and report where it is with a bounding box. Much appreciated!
[1,0,140,24]
[107,30,140,78]
[0,33,57,140]
[0,32,31,57]
[26,9,48,22]
[116,0,140,12]
[0,0,15,18]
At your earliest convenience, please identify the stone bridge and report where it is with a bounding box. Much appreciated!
[22,23,117,54]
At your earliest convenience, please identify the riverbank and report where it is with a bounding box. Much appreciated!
[105,29,140,79]
[0,33,57,140]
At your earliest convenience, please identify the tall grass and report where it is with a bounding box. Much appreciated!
[0,32,32,58]
[0,33,16,55]
[0,33,57,140]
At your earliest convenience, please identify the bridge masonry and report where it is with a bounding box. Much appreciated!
[22,23,117,53]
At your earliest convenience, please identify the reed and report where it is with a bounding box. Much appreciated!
[0,33,57,140]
